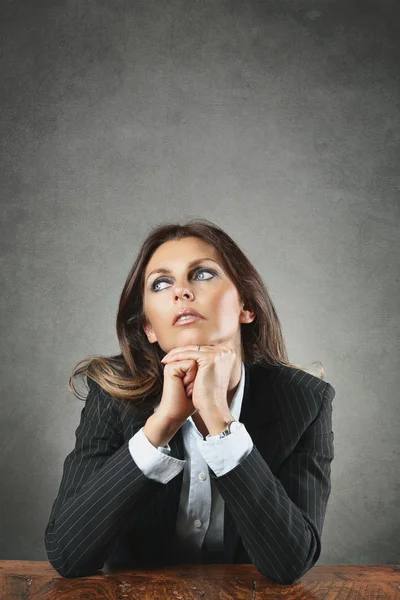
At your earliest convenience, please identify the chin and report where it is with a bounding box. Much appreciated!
[174,329,207,343]
[178,331,205,342]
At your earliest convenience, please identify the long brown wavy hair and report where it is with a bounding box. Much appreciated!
[69,218,324,413]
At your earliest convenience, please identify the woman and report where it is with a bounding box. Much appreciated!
[44,219,335,585]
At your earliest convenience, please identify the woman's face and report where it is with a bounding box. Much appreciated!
[142,236,255,354]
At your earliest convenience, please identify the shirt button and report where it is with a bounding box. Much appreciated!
[194,519,202,528]
[199,472,206,481]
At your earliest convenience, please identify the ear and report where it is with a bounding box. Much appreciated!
[142,317,158,344]
[239,303,256,325]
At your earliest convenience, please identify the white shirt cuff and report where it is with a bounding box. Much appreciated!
[128,427,185,484]
[196,423,253,477]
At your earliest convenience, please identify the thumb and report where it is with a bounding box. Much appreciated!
[182,359,198,386]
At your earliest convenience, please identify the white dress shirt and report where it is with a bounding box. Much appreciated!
[128,361,253,561]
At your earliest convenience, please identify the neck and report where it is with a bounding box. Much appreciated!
[227,358,242,408]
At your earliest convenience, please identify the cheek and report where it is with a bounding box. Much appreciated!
[213,288,241,323]
[143,298,163,330]
[150,309,168,331]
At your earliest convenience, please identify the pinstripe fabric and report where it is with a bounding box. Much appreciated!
[44,362,335,584]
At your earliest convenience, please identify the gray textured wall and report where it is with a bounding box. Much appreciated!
[1,0,399,565]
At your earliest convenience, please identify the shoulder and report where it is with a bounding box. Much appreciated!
[245,362,335,425]
[85,374,147,425]
[84,375,121,422]
[249,361,334,395]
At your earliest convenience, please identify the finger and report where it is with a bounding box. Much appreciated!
[162,350,209,364]
[162,345,215,363]
[165,359,198,379]
[182,362,197,385]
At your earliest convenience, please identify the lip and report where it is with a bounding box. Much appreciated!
[173,315,204,326]
[172,308,205,326]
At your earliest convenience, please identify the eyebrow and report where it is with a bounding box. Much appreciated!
[146,258,221,281]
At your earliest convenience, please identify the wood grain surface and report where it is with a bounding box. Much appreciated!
[0,562,399,599]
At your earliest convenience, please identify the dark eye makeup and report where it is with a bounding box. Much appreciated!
[150,267,218,292]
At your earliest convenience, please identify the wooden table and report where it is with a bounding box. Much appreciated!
[0,561,399,599]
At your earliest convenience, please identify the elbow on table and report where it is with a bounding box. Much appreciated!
[44,524,104,579]
[253,531,321,585]
[47,552,105,579]
[56,566,103,579]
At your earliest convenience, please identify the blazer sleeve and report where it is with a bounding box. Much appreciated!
[44,378,165,578]
[212,382,335,585]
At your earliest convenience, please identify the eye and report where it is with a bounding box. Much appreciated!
[150,267,216,292]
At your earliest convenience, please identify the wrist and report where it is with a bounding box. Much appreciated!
[143,411,184,448]
[198,409,235,436]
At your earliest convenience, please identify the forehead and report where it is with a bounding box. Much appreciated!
[145,237,220,273]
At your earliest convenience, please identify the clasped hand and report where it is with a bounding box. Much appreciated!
[161,344,236,418]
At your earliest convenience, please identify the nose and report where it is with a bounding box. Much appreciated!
[174,286,194,301]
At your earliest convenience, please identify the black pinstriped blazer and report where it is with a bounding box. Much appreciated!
[44,362,335,584]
